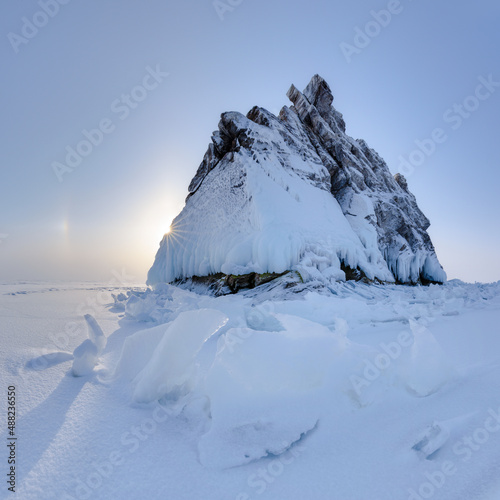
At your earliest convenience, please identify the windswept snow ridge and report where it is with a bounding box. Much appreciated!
[71,314,107,376]
[148,75,446,288]
[72,339,98,376]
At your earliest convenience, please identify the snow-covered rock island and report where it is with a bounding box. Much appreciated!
[148,75,446,291]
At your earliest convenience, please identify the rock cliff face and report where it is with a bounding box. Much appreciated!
[148,75,446,289]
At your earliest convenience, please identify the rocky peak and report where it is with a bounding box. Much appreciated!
[303,74,334,115]
[149,75,446,289]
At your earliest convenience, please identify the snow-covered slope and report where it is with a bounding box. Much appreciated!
[148,75,446,287]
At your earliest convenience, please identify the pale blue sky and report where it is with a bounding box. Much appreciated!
[1,0,499,283]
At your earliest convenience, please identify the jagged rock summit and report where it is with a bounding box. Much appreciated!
[148,75,446,291]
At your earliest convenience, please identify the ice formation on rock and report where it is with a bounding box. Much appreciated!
[148,75,446,288]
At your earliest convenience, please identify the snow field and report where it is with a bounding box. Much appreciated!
[112,281,499,474]
[2,280,499,499]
